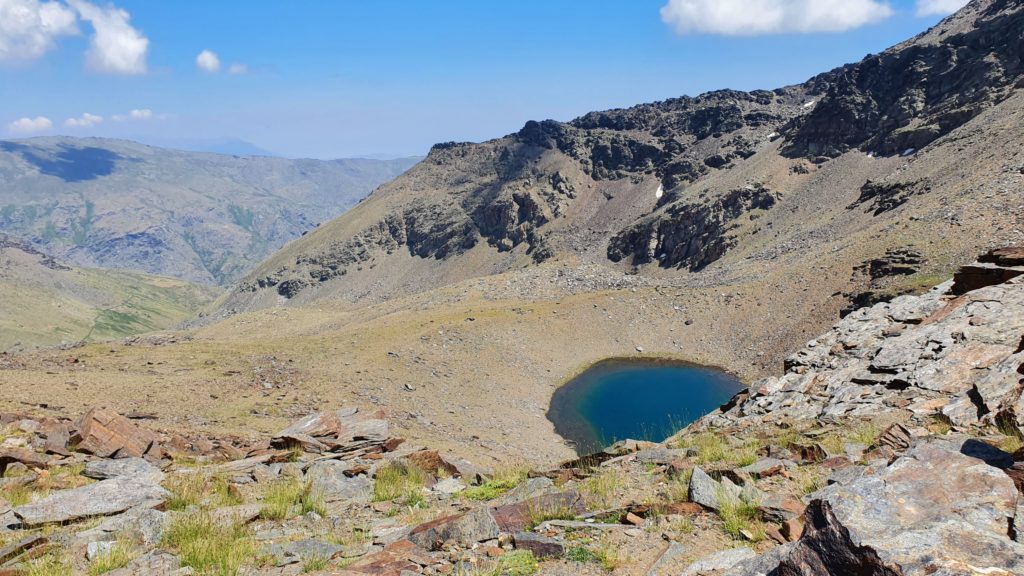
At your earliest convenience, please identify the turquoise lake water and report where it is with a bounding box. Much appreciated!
[546,359,744,455]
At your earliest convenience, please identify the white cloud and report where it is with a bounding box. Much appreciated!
[227,63,247,75]
[0,0,78,62]
[915,0,969,16]
[112,108,152,121]
[66,0,147,75]
[8,116,52,134]
[196,49,220,72]
[660,0,894,36]
[64,112,102,127]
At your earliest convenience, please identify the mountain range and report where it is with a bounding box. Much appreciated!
[0,137,419,285]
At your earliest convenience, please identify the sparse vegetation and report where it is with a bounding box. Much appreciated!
[580,468,622,509]
[164,473,243,511]
[716,490,763,541]
[260,477,326,520]
[87,539,136,575]
[302,555,330,573]
[488,550,538,576]
[461,466,528,501]
[162,510,256,576]
[24,553,72,576]
[372,461,427,505]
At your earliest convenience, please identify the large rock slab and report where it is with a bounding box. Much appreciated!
[73,408,158,458]
[272,408,389,453]
[13,476,168,526]
[746,439,1024,575]
[0,448,47,475]
[407,508,500,550]
[84,457,163,483]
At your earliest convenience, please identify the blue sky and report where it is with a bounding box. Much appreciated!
[0,0,966,158]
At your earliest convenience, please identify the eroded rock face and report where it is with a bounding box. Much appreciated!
[760,439,1024,576]
[782,0,1024,158]
[73,408,158,459]
[608,184,777,270]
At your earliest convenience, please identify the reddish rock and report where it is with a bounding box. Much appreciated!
[38,419,70,456]
[337,540,425,575]
[874,423,912,452]
[513,532,564,559]
[408,508,500,550]
[489,492,584,533]
[624,512,645,526]
[405,450,458,477]
[792,443,828,463]
[271,407,389,454]
[0,448,47,475]
[781,517,804,542]
[72,408,157,459]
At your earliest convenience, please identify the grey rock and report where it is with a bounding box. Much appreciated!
[407,507,500,550]
[13,476,167,526]
[87,541,116,561]
[84,457,163,482]
[645,541,685,576]
[688,467,723,510]
[105,550,186,576]
[431,477,466,495]
[682,547,757,575]
[265,538,344,562]
[306,461,373,503]
[78,507,167,546]
[754,440,1024,575]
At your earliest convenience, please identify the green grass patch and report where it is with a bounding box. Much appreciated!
[579,468,622,509]
[164,473,243,511]
[24,553,71,576]
[488,550,538,576]
[716,491,763,541]
[260,477,325,520]
[461,467,527,501]
[372,461,427,505]
[162,510,256,576]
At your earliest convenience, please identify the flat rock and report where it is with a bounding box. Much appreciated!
[105,551,185,576]
[682,547,757,575]
[13,476,167,526]
[272,408,389,453]
[265,538,344,562]
[84,457,163,482]
[513,532,564,559]
[407,507,499,550]
[0,447,47,475]
[306,460,373,503]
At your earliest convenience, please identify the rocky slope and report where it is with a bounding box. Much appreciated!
[219,0,1023,318]
[1,254,1023,575]
[0,138,419,285]
[0,234,217,352]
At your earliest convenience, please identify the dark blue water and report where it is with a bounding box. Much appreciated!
[547,359,744,455]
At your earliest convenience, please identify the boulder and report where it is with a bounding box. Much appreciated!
[751,440,1024,575]
[72,408,158,459]
[489,491,585,533]
[688,467,723,510]
[403,450,458,477]
[13,476,168,526]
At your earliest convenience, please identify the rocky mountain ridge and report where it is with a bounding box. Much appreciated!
[220,0,1024,320]
[0,137,419,285]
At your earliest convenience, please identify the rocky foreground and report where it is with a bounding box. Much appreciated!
[1,250,1024,575]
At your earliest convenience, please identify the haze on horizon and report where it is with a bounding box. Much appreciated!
[1,0,968,159]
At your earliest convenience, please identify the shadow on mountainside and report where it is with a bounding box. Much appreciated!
[0,142,126,182]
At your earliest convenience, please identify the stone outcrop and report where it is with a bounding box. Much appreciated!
[72,408,159,459]
[699,253,1024,437]
[12,476,168,526]
[739,439,1024,576]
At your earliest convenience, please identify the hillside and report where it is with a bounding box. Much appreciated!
[0,234,217,352]
[0,138,419,285]
[220,0,1023,318]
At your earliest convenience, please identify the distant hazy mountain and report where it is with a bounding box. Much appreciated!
[0,137,421,285]
[131,137,282,157]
